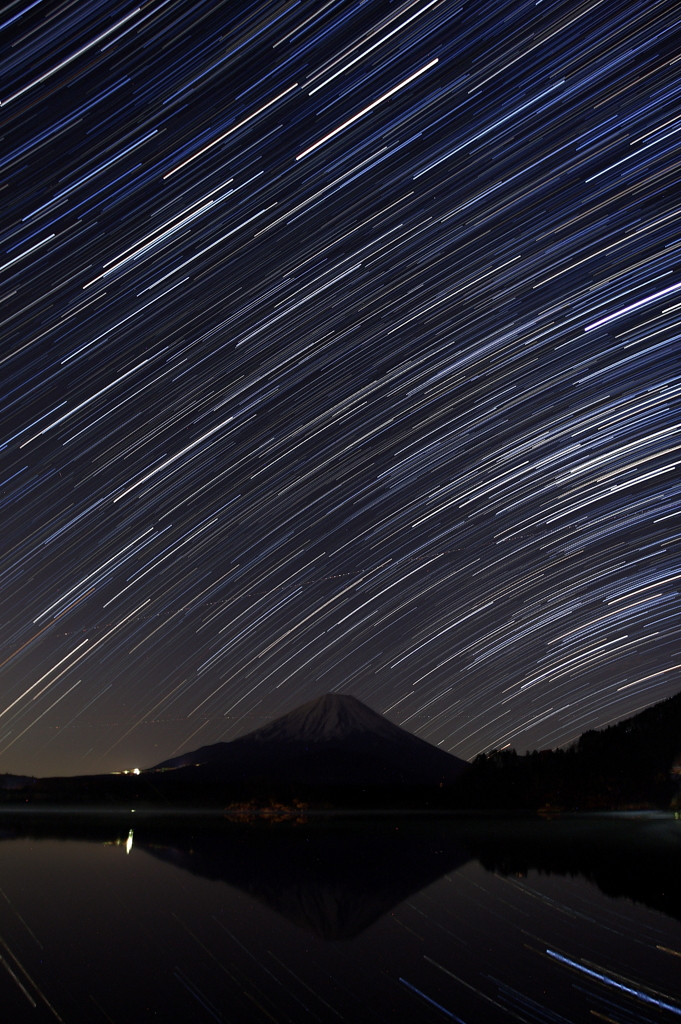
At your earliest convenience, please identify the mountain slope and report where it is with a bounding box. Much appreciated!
[150,693,468,786]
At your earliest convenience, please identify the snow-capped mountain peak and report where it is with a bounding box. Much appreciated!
[248,693,400,744]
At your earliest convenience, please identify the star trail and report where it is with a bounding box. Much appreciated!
[0,0,679,776]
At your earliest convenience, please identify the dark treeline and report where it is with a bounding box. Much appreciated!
[457,689,681,810]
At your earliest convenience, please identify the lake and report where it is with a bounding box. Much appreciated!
[0,812,679,1023]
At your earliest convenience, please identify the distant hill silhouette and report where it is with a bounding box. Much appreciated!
[0,774,35,790]
[150,692,469,786]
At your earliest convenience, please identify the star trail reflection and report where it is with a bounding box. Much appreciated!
[0,0,679,775]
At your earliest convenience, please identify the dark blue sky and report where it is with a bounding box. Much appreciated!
[0,0,679,776]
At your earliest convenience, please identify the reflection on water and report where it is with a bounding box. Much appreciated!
[141,819,471,940]
[0,812,679,1023]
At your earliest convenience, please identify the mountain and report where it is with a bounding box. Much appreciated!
[150,692,469,786]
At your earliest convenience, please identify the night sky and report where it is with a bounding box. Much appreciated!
[1,0,679,778]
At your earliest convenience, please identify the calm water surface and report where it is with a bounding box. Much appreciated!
[0,813,679,1024]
